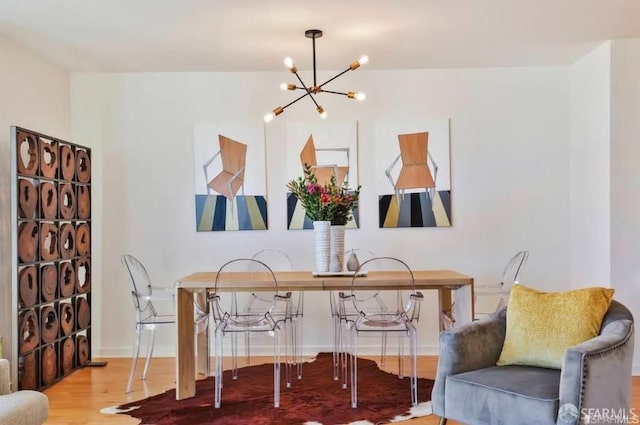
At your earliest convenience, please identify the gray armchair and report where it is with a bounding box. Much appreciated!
[432,300,635,425]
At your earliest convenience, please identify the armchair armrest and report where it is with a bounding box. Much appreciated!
[558,319,634,421]
[432,308,507,415]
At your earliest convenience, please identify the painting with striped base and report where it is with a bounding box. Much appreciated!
[193,124,268,231]
[285,121,359,230]
[376,120,451,228]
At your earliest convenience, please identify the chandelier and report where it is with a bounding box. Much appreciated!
[264,29,368,122]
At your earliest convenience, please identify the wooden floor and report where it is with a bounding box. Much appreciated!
[43,356,640,425]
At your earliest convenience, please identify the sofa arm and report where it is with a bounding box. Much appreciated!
[0,391,49,425]
[558,319,634,425]
[432,308,507,416]
[0,358,11,395]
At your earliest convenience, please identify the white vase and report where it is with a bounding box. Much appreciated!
[329,225,346,273]
[313,221,331,273]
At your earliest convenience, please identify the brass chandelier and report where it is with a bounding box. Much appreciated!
[264,29,368,122]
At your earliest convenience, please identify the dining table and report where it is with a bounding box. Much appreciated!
[174,269,474,400]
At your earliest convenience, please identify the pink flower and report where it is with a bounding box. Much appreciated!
[306,183,321,195]
[320,193,332,204]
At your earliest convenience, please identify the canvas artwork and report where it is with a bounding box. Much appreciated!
[193,124,268,231]
[375,120,452,228]
[285,121,359,230]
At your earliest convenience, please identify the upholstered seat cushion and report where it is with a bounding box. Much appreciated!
[444,366,561,425]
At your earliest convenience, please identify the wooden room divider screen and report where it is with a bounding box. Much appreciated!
[11,127,92,391]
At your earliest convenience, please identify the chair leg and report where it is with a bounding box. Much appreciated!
[341,321,349,390]
[284,319,292,388]
[214,329,223,408]
[438,418,448,425]
[409,327,418,407]
[273,328,281,408]
[380,333,387,366]
[333,314,340,380]
[141,327,156,380]
[232,332,238,380]
[295,317,303,379]
[350,328,358,408]
[126,325,143,393]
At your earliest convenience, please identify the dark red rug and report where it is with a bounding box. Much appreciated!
[105,352,434,425]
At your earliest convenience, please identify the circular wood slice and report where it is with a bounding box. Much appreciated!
[18,222,38,263]
[77,185,91,219]
[18,309,40,354]
[60,302,75,336]
[42,344,57,385]
[40,181,58,219]
[75,258,91,294]
[60,144,75,181]
[40,139,58,179]
[76,149,91,183]
[41,264,58,302]
[18,179,37,218]
[39,222,59,261]
[18,353,37,390]
[19,266,38,308]
[59,184,76,219]
[59,261,76,297]
[76,223,90,257]
[62,337,75,375]
[77,335,89,366]
[77,297,90,330]
[16,131,39,176]
[59,223,76,259]
[40,305,59,344]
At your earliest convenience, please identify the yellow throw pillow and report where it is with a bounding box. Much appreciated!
[497,284,614,369]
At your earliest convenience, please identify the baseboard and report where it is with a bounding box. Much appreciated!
[94,343,440,359]
[92,348,640,376]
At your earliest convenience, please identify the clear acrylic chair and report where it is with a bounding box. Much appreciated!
[121,254,210,394]
[340,257,423,408]
[245,249,304,383]
[329,248,379,382]
[207,258,291,408]
[473,250,529,319]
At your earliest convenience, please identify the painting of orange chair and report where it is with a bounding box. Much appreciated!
[385,132,438,210]
[203,135,247,209]
[300,134,349,187]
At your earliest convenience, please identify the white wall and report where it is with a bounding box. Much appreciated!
[0,34,70,371]
[569,42,611,288]
[610,39,640,374]
[71,67,571,357]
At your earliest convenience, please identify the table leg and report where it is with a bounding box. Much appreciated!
[176,287,195,400]
[438,289,454,331]
[194,290,209,376]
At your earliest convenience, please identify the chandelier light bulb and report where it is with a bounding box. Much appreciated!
[280,83,288,91]
[284,57,294,69]
[317,106,327,119]
[264,113,274,123]
[359,55,369,65]
[348,91,366,101]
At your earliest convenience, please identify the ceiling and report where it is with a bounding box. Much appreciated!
[0,0,638,72]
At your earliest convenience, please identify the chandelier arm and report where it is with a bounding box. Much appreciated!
[319,89,349,96]
[292,71,321,109]
[282,91,312,110]
[318,67,353,89]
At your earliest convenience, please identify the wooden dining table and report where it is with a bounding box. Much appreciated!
[174,269,474,400]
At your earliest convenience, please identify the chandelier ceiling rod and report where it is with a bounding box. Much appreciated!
[264,29,368,122]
